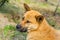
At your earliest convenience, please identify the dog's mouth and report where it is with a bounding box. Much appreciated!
[18,27,27,32]
[16,24,27,32]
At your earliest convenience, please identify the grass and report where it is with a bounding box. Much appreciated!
[24,0,31,4]
[3,25,16,36]
[0,25,27,40]
[47,18,56,27]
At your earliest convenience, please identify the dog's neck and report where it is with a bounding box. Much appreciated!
[38,18,54,32]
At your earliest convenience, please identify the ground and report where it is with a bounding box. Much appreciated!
[0,13,16,28]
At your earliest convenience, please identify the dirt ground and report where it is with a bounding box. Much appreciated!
[0,13,16,28]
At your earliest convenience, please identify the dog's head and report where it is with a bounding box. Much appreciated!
[16,3,44,32]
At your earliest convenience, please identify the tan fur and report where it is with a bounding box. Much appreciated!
[19,3,60,40]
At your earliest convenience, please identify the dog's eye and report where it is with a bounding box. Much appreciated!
[22,17,24,20]
[26,20,30,23]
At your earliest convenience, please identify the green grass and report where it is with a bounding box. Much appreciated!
[4,25,16,36]
[24,0,31,4]
[47,19,56,27]
[0,25,27,40]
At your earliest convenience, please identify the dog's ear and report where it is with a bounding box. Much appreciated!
[35,15,44,23]
[24,3,31,11]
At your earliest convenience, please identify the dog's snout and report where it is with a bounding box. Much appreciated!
[16,24,22,29]
[16,24,27,32]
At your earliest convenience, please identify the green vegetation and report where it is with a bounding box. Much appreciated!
[0,25,27,40]
[46,18,56,27]
[4,25,16,36]
[25,0,31,3]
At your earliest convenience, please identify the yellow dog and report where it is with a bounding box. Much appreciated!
[16,3,60,40]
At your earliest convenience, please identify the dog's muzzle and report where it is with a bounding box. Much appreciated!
[16,24,27,32]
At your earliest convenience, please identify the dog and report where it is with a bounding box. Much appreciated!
[16,3,60,40]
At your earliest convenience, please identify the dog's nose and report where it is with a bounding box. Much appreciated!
[16,24,22,29]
